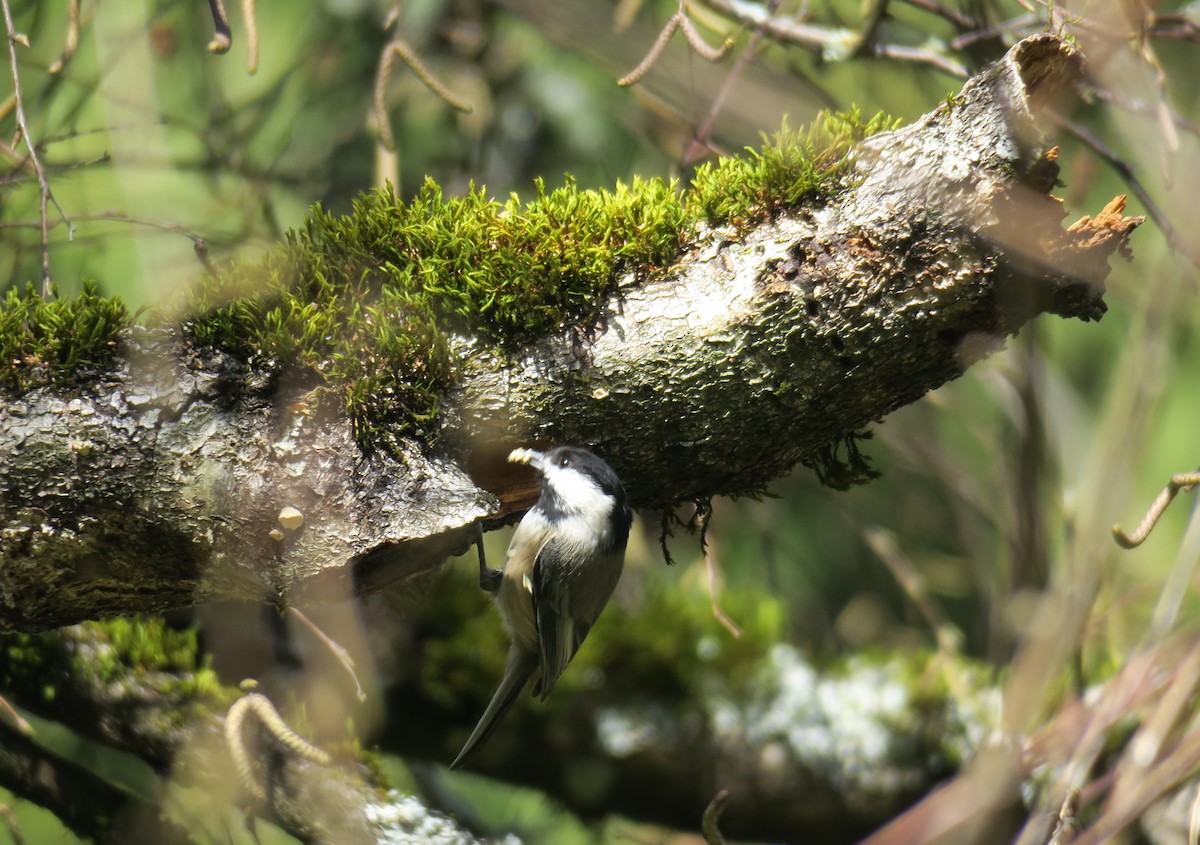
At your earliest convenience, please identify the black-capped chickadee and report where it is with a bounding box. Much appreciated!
[450,445,632,769]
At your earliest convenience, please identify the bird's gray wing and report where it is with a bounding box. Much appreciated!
[530,545,588,702]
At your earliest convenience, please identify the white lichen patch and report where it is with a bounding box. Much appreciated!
[594,704,673,757]
[709,644,978,796]
[366,791,522,845]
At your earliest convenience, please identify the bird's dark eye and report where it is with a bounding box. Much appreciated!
[558,455,571,467]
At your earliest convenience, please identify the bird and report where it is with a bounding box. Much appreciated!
[450,445,632,769]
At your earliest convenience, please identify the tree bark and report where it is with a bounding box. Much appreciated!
[0,36,1140,632]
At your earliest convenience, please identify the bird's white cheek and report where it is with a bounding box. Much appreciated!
[542,466,614,541]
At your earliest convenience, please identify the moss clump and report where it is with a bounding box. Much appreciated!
[0,111,896,448]
[185,175,688,445]
[185,109,894,448]
[0,617,233,710]
[0,280,127,393]
[688,110,901,227]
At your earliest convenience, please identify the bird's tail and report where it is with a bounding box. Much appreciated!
[450,648,538,770]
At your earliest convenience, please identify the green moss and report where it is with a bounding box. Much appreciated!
[186,109,893,448]
[1,111,896,451]
[0,617,234,711]
[687,109,901,227]
[84,618,233,704]
[0,280,127,393]
[802,429,883,491]
[92,617,201,676]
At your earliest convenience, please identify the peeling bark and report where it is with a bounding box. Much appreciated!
[0,36,1141,631]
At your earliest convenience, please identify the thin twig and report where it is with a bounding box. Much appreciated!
[618,12,682,87]
[863,526,963,655]
[701,789,730,845]
[678,14,733,62]
[620,1,732,88]
[225,689,333,804]
[2,0,72,296]
[949,13,1040,50]
[1046,788,1080,845]
[1189,783,1200,845]
[682,0,783,164]
[373,30,472,149]
[897,0,979,31]
[1112,470,1200,549]
[695,507,742,638]
[193,238,218,274]
[1148,490,1200,639]
[0,148,109,187]
[1149,14,1200,42]
[0,210,205,244]
[207,0,232,53]
[704,550,743,638]
[0,694,31,735]
[0,805,27,845]
[699,0,969,77]
[613,0,647,33]
[852,0,891,58]
[1085,81,1200,143]
[287,607,367,702]
[47,0,79,76]
[241,0,259,73]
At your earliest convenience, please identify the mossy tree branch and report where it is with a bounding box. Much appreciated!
[0,36,1140,632]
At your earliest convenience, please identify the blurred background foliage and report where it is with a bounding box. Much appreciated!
[2,0,1200,843]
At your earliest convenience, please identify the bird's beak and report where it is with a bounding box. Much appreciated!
[508,448,545,472]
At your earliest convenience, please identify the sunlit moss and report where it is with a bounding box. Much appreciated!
[687,109,901,227]
[0,280,127,393]
[1,111,896,451]
[0,618,234,715]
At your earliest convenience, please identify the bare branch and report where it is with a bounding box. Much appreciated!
[699,0,970,77]
[206,0,232,54]
[46,0,79,76]
[898,0,979,31]
[950,13,1040,51]
[864,527,963,655]
[288,607,367,702]
[682,0,784,164]
[620,2,732,88]
[1,0,73,296]
[0,209,209,249]
[618,12,682,87]
[699,507,743,638]
[678,13,733,62]
[225,690,333,804]
[242,0,259,74]
[851,0,891,58]
[1052,115,1200,278]
[1112,470,1200,549]
[701,789,731,845]
[0,806,26,845]
[373,27,473,150]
